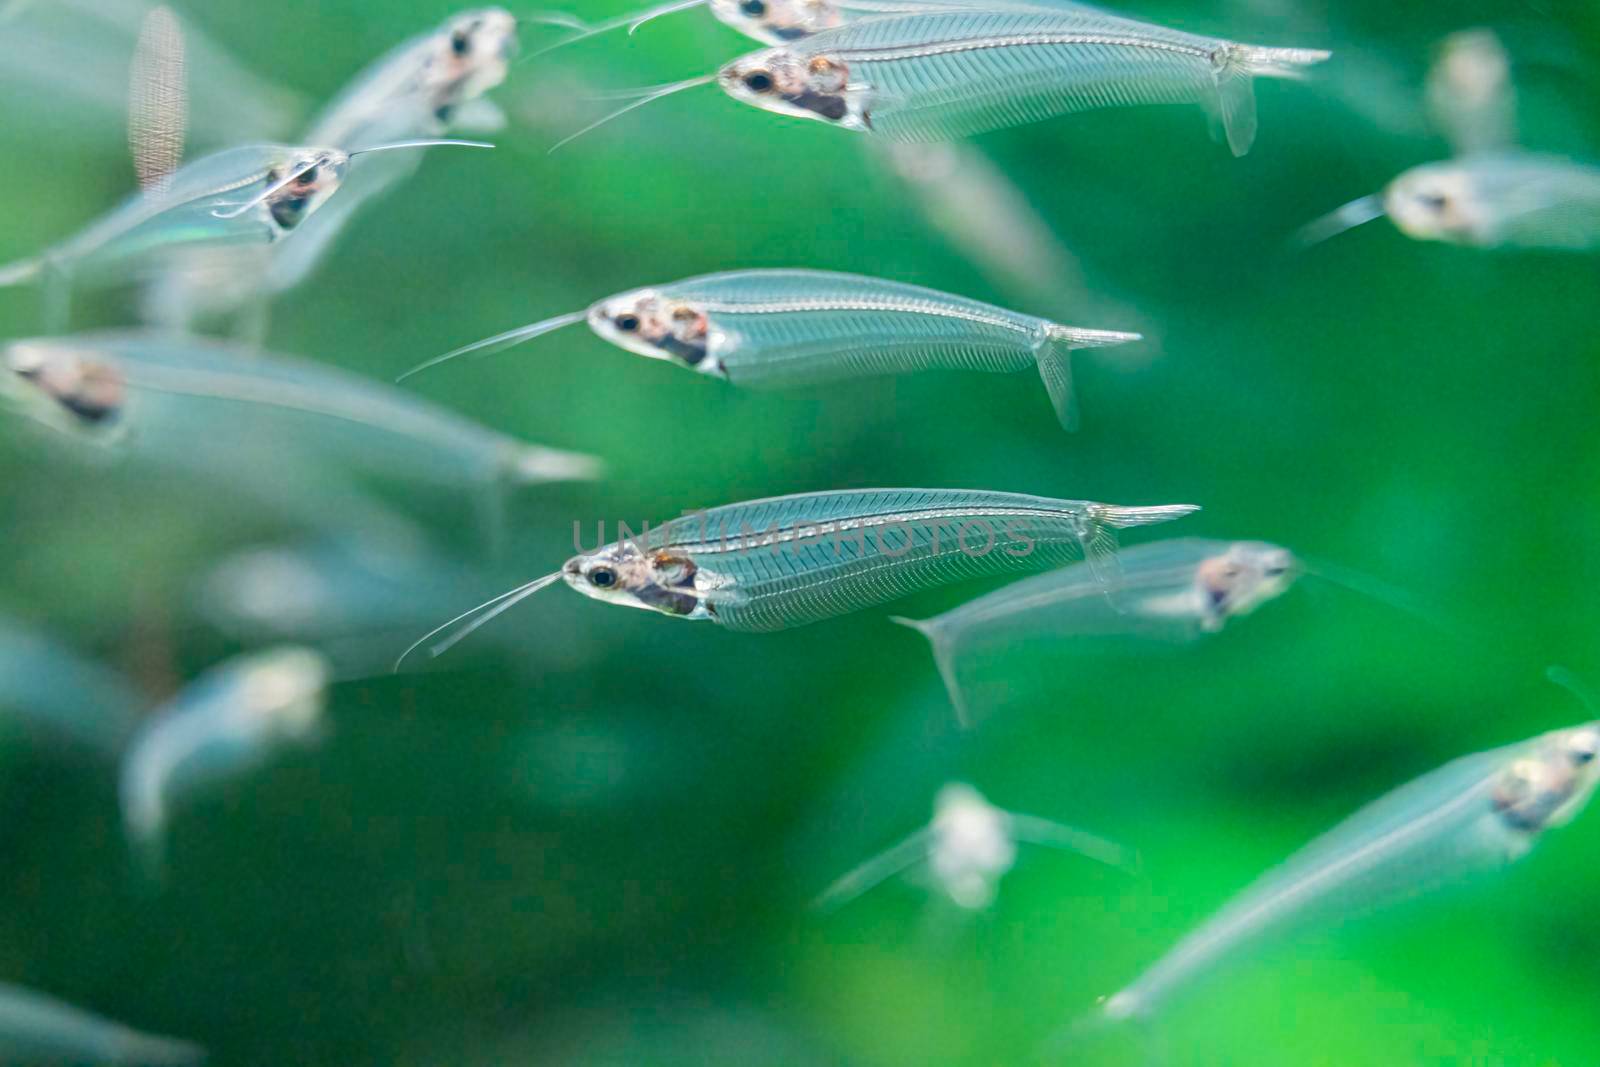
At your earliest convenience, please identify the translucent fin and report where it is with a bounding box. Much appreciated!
[1208,53,1258,157]
[393,571,564,672]
[508,444,606,484]
[1006,812,1141,876]
[397,310,588,383]
[115,1031,207,1066]
[1098,504,1202,529]
[1034,343,1078,431]
[811,826,935,913]
[1546,666,1600,717]
[128,5,187,195]
[889,615,972,728]
[1299,554,1474,645]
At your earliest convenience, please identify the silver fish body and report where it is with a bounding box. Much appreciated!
[562,488,1199,631]
[1102,719,1600,1022]
[0,331,600,495]
[717,8,1329,153]
[895,538,1297,722]
[1384,153,1600,250]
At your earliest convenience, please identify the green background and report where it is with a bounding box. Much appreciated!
[2,1,1600,1064]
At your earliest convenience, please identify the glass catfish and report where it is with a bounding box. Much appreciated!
[120,647,331,880]
[1092,708,1600,1028]
[894,539,1298,725]
[814,782,1135,913]
[263,8,521,296]
[714,8,1329,152]
[0,981,203,1066]
[406,269,1141,430]
[397,488,1199,668]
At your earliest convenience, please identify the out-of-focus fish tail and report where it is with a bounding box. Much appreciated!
[889,615,972,728]
[1208,44,1330,157]
[0,258,41,288]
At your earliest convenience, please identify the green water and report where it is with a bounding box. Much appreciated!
[1,1,1599,1064]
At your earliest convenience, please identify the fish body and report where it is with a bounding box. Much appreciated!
[0,981,203,1065]
[814,782,1133,911]
[1384,153,1600,249]
[0,144,348,305]
[562,488,1198,631]
[264,8,518,295]
[427,269,1139,429]
[1102,718,1600,1021]
[716,8,1329,153]
[894,539,1297,722]
[0,332,600,493]
[119,647,330,877]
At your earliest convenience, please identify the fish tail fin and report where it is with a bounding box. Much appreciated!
[889,616,972,728]
[1206,45,1326,157]
[1097,504,1202,531]
[0,257,40,288]
[1035,327,1139,432]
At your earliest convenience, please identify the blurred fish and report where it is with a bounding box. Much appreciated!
[119,646,330,880]
[0,0,304,149]
[398,488,1199,667]
[1427,29,1516,159]
[1089,696,1600,1029]
[0,981,203,1065]
[893,539,1298,725]
[569,8,1328,154]
[405,269,1139,430]
[0,331,599,502]
[0,614,143,755]
[814,781,1135,912]
[0,140,489,331]
[1297,153,1600,250]
[263,8,521,296]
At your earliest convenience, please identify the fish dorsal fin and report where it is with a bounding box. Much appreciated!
[129,5,188,195]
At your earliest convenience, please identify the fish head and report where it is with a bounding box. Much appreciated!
[562,543,704,618]
[427,8,519,120]
[708,0,841,44]
[587,290,720,373]
[1384,162,1484,244]
[1492,723,1600,834]
[718,46,861,129]
[3,341,128,434]
[264,148,351,231]
[930,783,1015,909]
[1193,541,1300,628]
[236,647,331,741]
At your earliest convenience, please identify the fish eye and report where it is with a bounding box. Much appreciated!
[299,164,320,184]
[451,29,472,56]
[1420,191,1450,212]
[614,313,641,332]
[588,567,618,589]
[740,0,767,14]
[743,70,775,93]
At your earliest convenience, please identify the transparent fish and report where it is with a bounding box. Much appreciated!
[1299,153,1600,251]
[1426,29,1515,160]
[119,646,331,880]
[814,781,1135,912]
[263,8,521,296]
[0,614,143,756]
[0,331,601,499]
[406,269,1140,429]
[0,981,203,1065]
[1095,710,1600,1025]
[707,8,1329,153]
[397,488,1199,668]
[893,539,1297,725]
